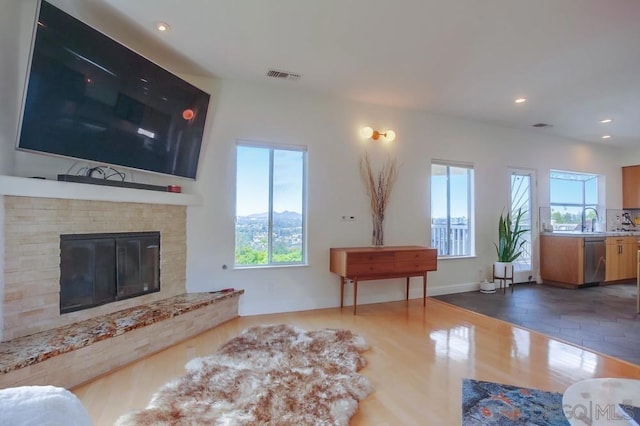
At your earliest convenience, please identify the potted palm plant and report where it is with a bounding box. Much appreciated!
[493,207,528,280]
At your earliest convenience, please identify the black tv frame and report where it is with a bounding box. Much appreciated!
[16,0,211,180]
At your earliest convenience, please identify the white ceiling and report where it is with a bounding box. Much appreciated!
[94,0,640,147]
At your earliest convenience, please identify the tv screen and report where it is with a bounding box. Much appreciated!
[17,0,210,180]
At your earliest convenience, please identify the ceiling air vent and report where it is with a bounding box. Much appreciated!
[266,69,302,81]
[532,123,553,128]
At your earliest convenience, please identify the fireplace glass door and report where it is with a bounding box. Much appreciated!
[116,234,160,298]
[60,232,160,313]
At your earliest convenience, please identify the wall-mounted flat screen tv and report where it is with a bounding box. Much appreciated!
[16,0,211,180]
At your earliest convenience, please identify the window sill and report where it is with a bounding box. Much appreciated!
[234,263,309,270]
[437,255,477,260]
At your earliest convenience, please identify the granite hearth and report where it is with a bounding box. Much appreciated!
[0,291,243,389]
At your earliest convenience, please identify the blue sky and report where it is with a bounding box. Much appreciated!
[236,145,304,216]
[431,165,471,219]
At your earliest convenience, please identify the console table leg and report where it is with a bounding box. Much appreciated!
[353,278,358,315]
[406,277,410,300]
[340,276,345,308]
[423,272,427,306]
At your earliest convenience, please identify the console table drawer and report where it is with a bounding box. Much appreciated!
[347,261,395,275]
[348,252,395,264]
[395,250,433,262]
[395,261,432,272]
[395,250,436,272]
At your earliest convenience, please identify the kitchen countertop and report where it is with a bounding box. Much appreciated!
[540,231,640,237]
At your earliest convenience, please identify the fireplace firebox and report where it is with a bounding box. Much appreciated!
[60,232,160,313]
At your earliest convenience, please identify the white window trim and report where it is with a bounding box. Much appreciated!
[234,140,308,268]
[430,160,475,258]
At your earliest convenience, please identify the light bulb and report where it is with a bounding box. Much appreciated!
[360,126,374,139]
[384,130,396,142]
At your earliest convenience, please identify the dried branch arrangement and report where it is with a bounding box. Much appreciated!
[359,154,399,245]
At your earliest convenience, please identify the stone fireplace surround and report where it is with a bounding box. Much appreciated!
[0,176,243,388]
[0,175,202,342]
[3,196,189,342]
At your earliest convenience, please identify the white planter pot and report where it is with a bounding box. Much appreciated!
[493,261,513,278]
[480,280,496,293]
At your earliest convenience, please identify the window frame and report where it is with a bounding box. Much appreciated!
[549,170,598,232]
[234,140,308,268]
[430,160,475,258]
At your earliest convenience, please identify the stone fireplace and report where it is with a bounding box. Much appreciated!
[2,191,189,342]
[0,177,246,389]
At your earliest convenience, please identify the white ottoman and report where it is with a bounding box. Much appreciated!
[0,385,92,426]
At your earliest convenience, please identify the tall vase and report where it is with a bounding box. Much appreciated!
[372,213,384,246]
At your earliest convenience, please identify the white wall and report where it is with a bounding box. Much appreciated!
[186,79,628,316]
[0,0,635,318]
[0,0,36,176]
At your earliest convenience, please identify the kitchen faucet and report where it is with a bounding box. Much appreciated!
[581,207,600,232]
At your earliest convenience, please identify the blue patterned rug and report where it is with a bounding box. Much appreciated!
[462,378,569,425]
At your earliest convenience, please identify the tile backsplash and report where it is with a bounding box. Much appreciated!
[606,209,640,231]
[539,206,640,232]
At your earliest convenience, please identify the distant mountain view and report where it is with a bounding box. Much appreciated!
[235,211,303,265]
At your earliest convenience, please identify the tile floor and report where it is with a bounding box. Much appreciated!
[434,282,640,365]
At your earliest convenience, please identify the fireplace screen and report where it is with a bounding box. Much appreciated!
[60,232,160,313]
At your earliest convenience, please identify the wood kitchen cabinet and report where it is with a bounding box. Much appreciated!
[622,165,640,209]
[540,235,583,286]
[605,236,637,282]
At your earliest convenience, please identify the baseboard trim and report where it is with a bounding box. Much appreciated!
[426,282,480,297]
[239,282,487,316]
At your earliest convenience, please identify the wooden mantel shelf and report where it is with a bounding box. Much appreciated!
[0,175,202,206]
[329,245,438,314]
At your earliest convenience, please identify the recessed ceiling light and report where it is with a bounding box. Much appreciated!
[602,135,611,139]
[156,22,170,32]
[599,118,613,124]
[514,98,527,104]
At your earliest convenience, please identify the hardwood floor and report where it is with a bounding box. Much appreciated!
[73,298,640,425]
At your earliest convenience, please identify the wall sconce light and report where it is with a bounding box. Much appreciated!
[360,126,396,142]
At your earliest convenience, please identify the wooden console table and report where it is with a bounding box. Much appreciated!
[329,246,437,314]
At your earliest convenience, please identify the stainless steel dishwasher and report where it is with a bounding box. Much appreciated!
[583,237,606,285]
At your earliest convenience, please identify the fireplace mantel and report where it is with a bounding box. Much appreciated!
[0,175,201,206]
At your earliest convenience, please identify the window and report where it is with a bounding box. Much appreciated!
[431,162,474,257]
[235,142,307,266]
[550,170,598,231]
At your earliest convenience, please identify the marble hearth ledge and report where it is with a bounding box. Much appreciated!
[0,291,243,375]
[0,175,202,205]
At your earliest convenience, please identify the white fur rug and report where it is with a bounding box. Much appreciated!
[116,324,373,425]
